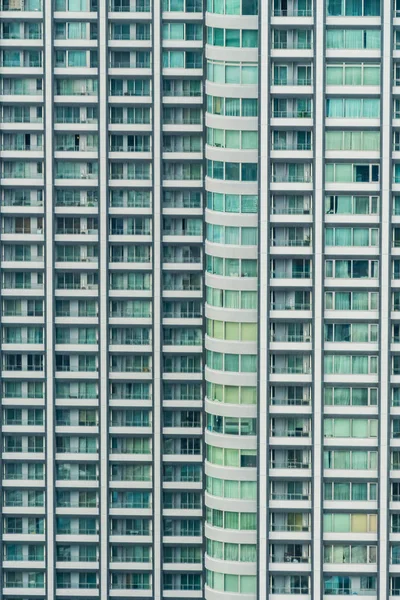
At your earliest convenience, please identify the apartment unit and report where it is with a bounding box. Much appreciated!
[0,0,204,596]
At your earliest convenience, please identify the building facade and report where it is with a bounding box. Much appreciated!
[206,0,394,596]
[0,0,398,597]
[0,0,204,596]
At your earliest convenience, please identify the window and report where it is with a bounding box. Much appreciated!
[206,286,257,309]
[324,322,378,342]
[326,63,380,86]
[326,130,380,151]
[206,350,257,373]
[324,354,378,375]
[206,223,257,245]
[324,544,376,564]
[206,476,257,500]
[324,482,377,501]
[206,255,257,278]
[326,0,380,16]
[206,569,257,593]
[207,444,256,467]
[162,0,202,11]
[325,195,378,214]
[207,27,258,47]
[207,60,258,84]
[207,95,258,117]
[207,414,256,436]
[324,418,378,438]
[272,63,312,85]
[324,386,378,406]
[207,127,258,150]
[326,98,380,118]
[206,381,257,405]
[325,163,379,183]
[325,291,378,311]
[272,162,312,183]
[163,50,201,69]
[207,192,257,213]
[324,513,377,533]
[325,259,379,279]
[207,160,258,181]
[326,29,380,49]
[325,227,378,247]
[206,0,258,15]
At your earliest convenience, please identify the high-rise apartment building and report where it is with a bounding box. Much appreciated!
[0,0,398,596]
[205,0,394,596]
[205,0,397,596]
[0,0,204,595]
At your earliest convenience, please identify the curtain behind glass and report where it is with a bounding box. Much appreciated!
[334,387,350,405]
[326,29,343,48]
[68,23,84,39]
[345,0,362,14]
[344,29,363,47]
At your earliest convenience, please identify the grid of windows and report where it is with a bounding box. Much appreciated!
[1,0,399,596]
[204,0,258,595]
[0,0,203,596]
[205,0,395,598]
